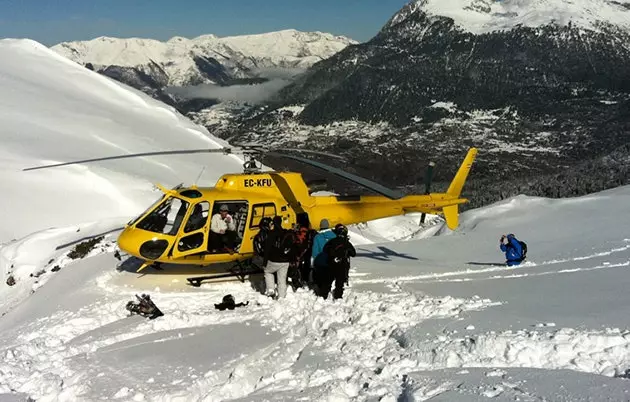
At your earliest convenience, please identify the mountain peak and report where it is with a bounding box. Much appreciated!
[386,0,630,34]
[51,29,356,87]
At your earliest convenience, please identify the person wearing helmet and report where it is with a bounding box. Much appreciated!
[500,233,527,266]
[253,217,273,256]
[316,223,356,300]
[311,218,337,281]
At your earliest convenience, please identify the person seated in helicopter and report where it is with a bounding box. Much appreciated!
[210,204,237,252]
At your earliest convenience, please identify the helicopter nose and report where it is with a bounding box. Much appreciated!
[117,228,138,256]
[117,228,171,261]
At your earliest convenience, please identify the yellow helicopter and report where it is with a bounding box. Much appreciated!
[25,145,477,285]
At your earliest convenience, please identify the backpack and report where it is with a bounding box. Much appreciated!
[327,240,350,264]
[273,229,296,257]
[294,227,309,245]
[253,228,268,256]
[518,240,527,259]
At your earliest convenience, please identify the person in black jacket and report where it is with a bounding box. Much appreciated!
[261,216,291,299]
[317,223,356,300]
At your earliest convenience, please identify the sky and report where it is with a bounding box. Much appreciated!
[0,0,411,45]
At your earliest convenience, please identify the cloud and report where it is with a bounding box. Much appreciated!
[166,67,305,104]
[166,79,290,103]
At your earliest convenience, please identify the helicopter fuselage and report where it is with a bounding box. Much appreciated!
[116,170,468,268]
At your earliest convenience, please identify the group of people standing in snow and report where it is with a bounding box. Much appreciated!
[253,213,356,300]
[250,211,527,300]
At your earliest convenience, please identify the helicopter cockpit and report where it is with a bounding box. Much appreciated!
[130,190,250,257]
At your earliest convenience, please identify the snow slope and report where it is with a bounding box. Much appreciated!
[1,184,629,401]
[0,38,413,313]
[2,38,630,402]
[51,30,357,86]
[388,0,630,34]
[0,38,246,244]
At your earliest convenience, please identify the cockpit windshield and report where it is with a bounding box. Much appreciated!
[127,194,166,227]
[136,196,190,235]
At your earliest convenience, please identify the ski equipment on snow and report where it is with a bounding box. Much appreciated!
[125,294,164,319]
[214,294,249,310]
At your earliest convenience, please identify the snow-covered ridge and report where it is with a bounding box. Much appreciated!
[51,29,357,86]
[387,0,630,34]
[0,38,244,244]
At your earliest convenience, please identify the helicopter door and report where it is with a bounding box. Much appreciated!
[207,200,249,254]
[172,201,211,258]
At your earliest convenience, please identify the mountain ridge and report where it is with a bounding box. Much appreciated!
[52,29,357,87]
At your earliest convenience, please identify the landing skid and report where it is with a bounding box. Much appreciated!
[186,259,263,287]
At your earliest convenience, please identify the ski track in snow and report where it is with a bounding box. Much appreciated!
[0,192,627,400]
[2,243,630,401]
[353,241,630,286]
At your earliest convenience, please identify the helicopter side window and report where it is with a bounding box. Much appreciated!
[184,201,210,233]
[250,203,277,228]
[136,197,190,235]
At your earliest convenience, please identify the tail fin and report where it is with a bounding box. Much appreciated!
[442,205,459,230]
[447,148,478,198]
[442,148,478,230]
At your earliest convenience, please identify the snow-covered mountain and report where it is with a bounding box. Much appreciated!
[0,37,412,313]
[51,30,357,91]
[210,0,630,209]
[2,37,630,402]
[387,0,630,35]
[0,38,247,244]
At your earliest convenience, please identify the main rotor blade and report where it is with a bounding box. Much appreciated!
[232,143,346,161]
[23,148,233,171]
[270,147,346,161]
[267,152,404,200]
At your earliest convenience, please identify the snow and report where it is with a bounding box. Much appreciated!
[0,38,244,244]
[51,29,357,86]
[2,38,630,401]
[390,0,630,34]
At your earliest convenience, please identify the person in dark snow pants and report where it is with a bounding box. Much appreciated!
[316,223,356,300]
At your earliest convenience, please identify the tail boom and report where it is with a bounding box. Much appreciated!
[304,147,477,231]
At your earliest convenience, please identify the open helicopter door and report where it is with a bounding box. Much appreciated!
[206,200,249,254]
[171,201,211,258]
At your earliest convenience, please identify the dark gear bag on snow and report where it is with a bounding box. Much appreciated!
[214,294,249,311]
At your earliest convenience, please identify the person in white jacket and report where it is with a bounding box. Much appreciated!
[210,204,237,252]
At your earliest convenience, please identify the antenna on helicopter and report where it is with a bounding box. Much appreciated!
[194,166,206,185]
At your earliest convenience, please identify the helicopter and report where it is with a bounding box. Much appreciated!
[24,144,477,285]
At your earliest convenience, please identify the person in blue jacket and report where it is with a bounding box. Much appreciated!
[311,218,337,272]
[500,233,526,266]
